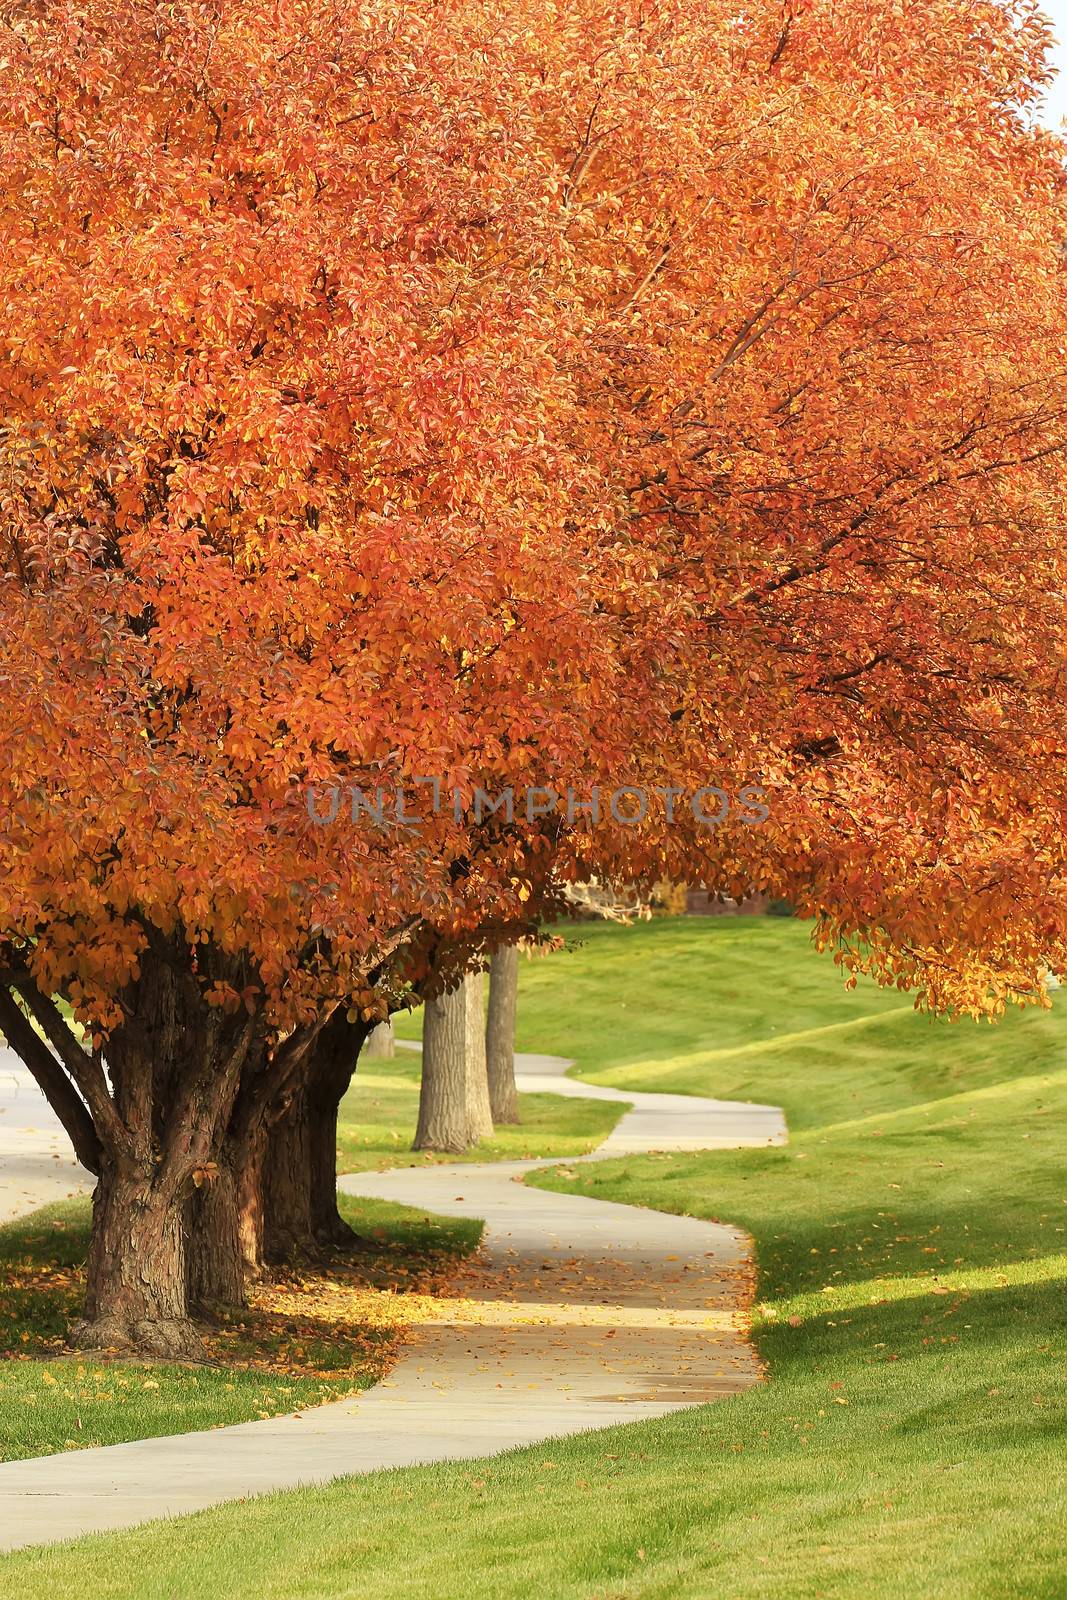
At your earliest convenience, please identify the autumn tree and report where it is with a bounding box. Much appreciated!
[1,0,1066,1352]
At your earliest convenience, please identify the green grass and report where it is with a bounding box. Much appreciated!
[510,918,1039,1128]
[336,1048,623,1172]
[2,918,1065,1597]
[0,1192,480,1462]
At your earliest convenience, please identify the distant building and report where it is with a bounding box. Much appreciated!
[685,890,772,916]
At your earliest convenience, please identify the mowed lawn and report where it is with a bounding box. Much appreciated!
[2,918,1065,1598]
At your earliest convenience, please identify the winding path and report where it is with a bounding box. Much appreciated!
[0,1050,785,1553]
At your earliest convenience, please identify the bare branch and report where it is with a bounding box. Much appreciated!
[0,986,101,1173]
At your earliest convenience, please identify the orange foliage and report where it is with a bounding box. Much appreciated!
[0,0,1064,1020]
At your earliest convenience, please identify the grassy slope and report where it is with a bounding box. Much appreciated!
[512,918,1020,1126]
[3,919,1065,1598]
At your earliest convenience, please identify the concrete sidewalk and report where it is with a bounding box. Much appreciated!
[0,1050,785,1552]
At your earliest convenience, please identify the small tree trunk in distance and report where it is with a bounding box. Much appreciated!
[414,983,469,1152]
[415,974,489,1151]
[73,1161,201,1359]
[486,944,520,1125]
[363,1019,395,1059]
[464,968,493,1142]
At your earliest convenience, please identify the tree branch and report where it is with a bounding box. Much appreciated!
[156,1012,258,1195]
[13,981,133,1160]
[0,986,101,1173]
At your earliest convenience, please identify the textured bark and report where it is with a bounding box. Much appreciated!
[414,985,469,1152]
[72,945,254,1353]
[189,1116,268,1292]
[234,1121,268,1276]
[184,1012,364,1282]
[73,1162,200,1358]
[363,1019,395,1059]
[486,945,520,1124]
[186,1163,245,1311]
[415,973,493,1151]
[263,1011,370,1258]
[1,942,255,1350]
[262,1102,315,1260]
[465,969,493,1141]
[206,1020,325,1273]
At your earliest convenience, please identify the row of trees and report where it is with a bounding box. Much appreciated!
[1,0,1066,1355]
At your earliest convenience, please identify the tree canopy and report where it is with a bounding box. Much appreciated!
[0,0,1065,1033]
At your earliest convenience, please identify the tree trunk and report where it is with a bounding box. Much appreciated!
[262,1100,315,1261]
[2,939,255,1355]
[262,1011,371,1259]
[86,947,252,1351]
[465,968,494,1141]
[185,1113,268,1295]
[234,1120,268,1276]
[73,1161,201,1359]
[363,1019,395,1058]
[186,1163,245,1312]
[415,985,469,1152]
[415,972,493,1152]
[307,1010,371,1248]
[306,1077,353,1248]
[486,944,520,1124]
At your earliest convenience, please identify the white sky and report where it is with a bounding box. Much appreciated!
[1040,0,1067,128]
